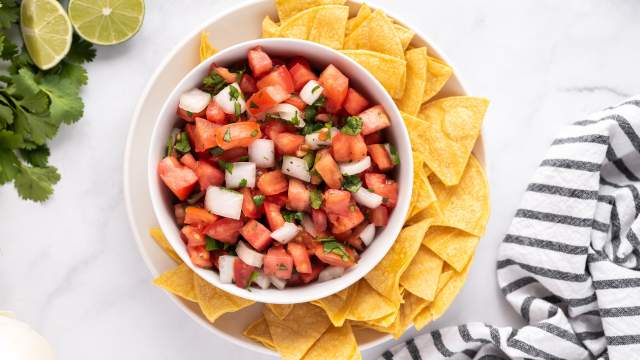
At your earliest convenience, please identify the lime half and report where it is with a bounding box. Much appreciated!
[68,0,145,46]
[20,0,73,70]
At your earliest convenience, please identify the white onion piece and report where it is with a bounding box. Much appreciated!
[224,162,256,189]
[299,80,323,105]
[267,103,305,128]
[214,83,246,115]
[271,222,300,244]
[339,156,371,176]
[218,255,237,283]
[253,271,271,289]
[249,139,275,168]
[352,187,383,209]
[359,223,376,246]
[269,276,287,290]
[301,214,317,237]
[305,127,338,150]
[179,88,211,113]
[205,186,243,219]
[318,266,345,282]
[282,156,311,182]
[236,241,264,267]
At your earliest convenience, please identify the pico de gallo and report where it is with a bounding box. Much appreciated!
[158,46,400,290]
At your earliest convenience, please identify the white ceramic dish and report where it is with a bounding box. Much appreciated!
[147,38,413,304]
[124,0,483,355]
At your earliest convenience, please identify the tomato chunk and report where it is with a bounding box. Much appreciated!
[318,64,349,114]
[257,170,289,195]
[213,66,237,83]
[274,132,305,155]
[184,207,217,226]
[266,193,288,207]
[328,205,364,233]
[289,62,318,91]
[177,106,205,122]
[331,132,367,162]
[257,65,295,94]
[264,201,285,231]
[284,95,306,111]
[248,46,273,77]
[263,246,293,279]
[158,156,198,201]
[194,117,219,152]
[239,73,258,95]
[262,119,296,140]
[205,218,243,244]
[188,246,213,268]
[365,173,398,208]
[287,242,312,274]
[314,242,356,268]
[311,209,328,234]
[240,219,272,251]
[287,179,310,211]
[214,121,261,150]
[181,225,206,247]
[370,205,389,226]
[206,100,226,124]
[323,189,351,216]
[364,131,384,145]
[180,153,197,170]
[314,150,343,189]
[360,105,391,135]
[368,144,394,171]
[300,262,325,283]
[247,86,289,116]
[233,258,256,288]
[343,88,370,115]
[195,160,224,191]
[241,187,262,219]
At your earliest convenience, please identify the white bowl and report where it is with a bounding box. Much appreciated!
[147,38,413,304]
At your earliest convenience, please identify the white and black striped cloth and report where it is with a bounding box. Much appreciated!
[381,97,640,360]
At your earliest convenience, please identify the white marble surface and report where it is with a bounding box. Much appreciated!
[1,0,640,358]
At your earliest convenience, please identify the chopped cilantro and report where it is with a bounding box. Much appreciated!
[174,132,191,154]
[250,129,258,137]
[323,241,351,261]
[312,95,326,107]
[205,236,224,251]
[239,178,247,187]
[290,112,300,126]
[282,210,304,223]
[340,116,363,135]
[386,144,400,165]
[310,189,323,209]
[202,71,227,94]
[234,101,241,117]
[209,146,224,156]
[303,151,316,169]
[249,101,259,109]
[278,264,288,271]
[312,84,321,93]
[342,174,362,193]
[252,194,265,206]
[218,160,233,173]
[228,84,240,101]
[246,271,259,289]
[300,121,324,135]
[317,235,337,242]
[187,191,205,204]
[223,128,232,142]
[186,110,193,117]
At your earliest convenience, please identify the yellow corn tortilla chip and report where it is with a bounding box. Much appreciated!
[393,23,415,50]
[302,322,359,360]
[405,202,442,226]
[423,56,453,102]
[400,245,443,301]
[416,97,489,185]
[344,9,404,59]
[389,292,431,338]
[266,304,294,320]
[276,0,346,21]
[345,3,372,36]
[243,316,276,351]
[279,6,319,39]
[365,218,431,306]
[430,155,490,236]
[341,50,407,99]
[424,226,480,272]
[262,16,280,38]
[409,164,437,219]
[396,47,427,116]
[199,32,216,63]
[264,303,332,360]
[149,227,181,263]
[311,287,353,327]
[308,5,349,49]
[364,307,398,329]
[408,152,425,216]
[193,274,254,323]
[152,263,197,302]
[345,280,396,322]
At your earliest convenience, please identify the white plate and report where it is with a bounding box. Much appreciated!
[123,0,482,356]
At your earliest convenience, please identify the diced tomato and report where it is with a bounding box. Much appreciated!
[295,231,317,254]
[180,153,197,170]
[241,188,262,219]
[287,242,312,273]
[348,223,368,251]
[184,207,217,226]
[247,86,290,116]
[328,205,364,233]
[289,62,318,91]
[323,189,351,216]
[158,156,198,201]
[287,56,310,70]
[174,204,186,225]
[264,201,285,231]
[257,170,289,195]
[213,66,237,83]
[314,242,356,268]
[300,262,325,283]
[177,106,205,122]
[360,105,391,135]
[194,117,219,152]
[368,144,394,171]
[181,225,206,247]
[284,95,306,111]
[334,229,352,242]
[248,46,273,77]
[205,100,226,125]
[240,73,258,95]
[266,193,288,207]
[314,150,343,189]
[343,88,369,115]
[195,161,224,191]
[370,205,389,226]
[315,113,333,122]
[331,132,367,162]
[262,119,296,140]
[311,209,328,234]
[240,219,272,251]
[263,246,293,279]
[365,173,398,208]
[364,173,386,188]
[274,132,305,155]
[257,65,295,94]
[214,121,261,150]
[318,64,349,113]
[233,258,255,288]
[287,179,310,211]
[211,147,249,162]
[188,246,213,268]
[205,218,243,244]
[364,131,384,145]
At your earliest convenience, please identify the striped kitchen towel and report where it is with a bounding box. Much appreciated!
[381,96,640,360]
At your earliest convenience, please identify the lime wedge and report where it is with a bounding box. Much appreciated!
[68,0,145,46]
[20,0,73,70]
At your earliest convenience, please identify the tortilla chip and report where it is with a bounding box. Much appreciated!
[416,97,489,185]
[279,6,319,39]
[311,287,353,327]
[199,32,217,63]
[344,9,404,59]
[400,245,443,301]
[149,227,181,263]
[345,280,396,322]
[244,317,276,351]
[364,307,398,329]
[396,47,427,116]
[365,218,432,306]
[276,0,346,21]
[302,322,359,360]
[341,50,407,99]
[390,292,431,338]
[193,274,254,323]
[262,16,281,38]
[430,155,489,236]
[393,23,415,50]
[152,263,197,302]
[424,226,479,272]
[308,5,349,49]
[423,56,453,102]
[264,303,332,360]
[266,304,294,320]
[409,161,437,218]
[345,3,372,36]
[408,152,425,216]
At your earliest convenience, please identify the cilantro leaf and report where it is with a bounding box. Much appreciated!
[205,236,224,251]
[252,194,265,206]
[0,148,18,184]
[340,116,363,136]
[201,71,227,95]
[342,174,362,193]
[13,107,60,146]
[39,70,84,125]
[322,241,351,261]
[64,35,96,64]
[282,210,304,223]
[0,32,17,60]
[310,189,323,209]
[20,144,49,167]
[173,132,191,154]
[14,164,60,202]
[209,146,224,156]
[0,0,19,30]
[218,160,233,173]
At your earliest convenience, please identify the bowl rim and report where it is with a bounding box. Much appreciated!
[146,37,414,304]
